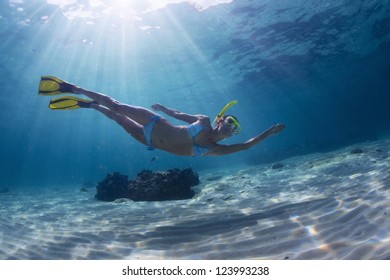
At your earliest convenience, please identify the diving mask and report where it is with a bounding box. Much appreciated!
[225,116,241,134]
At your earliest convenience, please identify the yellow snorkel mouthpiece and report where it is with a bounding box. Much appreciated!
[214,100,238,123]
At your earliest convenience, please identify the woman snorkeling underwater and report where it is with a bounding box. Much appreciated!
[38,76,286,157]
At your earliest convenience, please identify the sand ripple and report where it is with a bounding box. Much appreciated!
[1,139,390,259]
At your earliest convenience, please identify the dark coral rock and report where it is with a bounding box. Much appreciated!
[272,162,284,169]
[95,168,199,202]
[128,168,198,201]
[351,148,363,154]
[95,172,129,202]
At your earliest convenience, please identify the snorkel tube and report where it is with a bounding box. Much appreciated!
[213,100,238,124]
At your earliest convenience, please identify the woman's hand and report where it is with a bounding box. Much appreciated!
[269,123,286,135]
[151,103,163,111]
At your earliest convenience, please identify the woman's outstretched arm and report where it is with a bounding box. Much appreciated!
[209,123,286,156]
[152,103,207,124]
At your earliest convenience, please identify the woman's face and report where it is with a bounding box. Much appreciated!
[218,117,237,137]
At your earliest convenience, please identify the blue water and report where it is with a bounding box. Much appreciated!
[0,0,389,189]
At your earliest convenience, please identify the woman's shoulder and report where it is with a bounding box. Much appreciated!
[197,115,211,125]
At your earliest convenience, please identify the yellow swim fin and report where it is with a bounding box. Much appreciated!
[49,96,95,110]
[38,76,74,96]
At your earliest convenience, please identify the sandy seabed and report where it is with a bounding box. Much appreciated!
[1,139,389,260]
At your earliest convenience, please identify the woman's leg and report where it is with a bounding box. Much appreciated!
[73,86,158,126]
[91,103,147,146]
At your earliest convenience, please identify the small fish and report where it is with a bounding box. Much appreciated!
[151,156,158,162]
